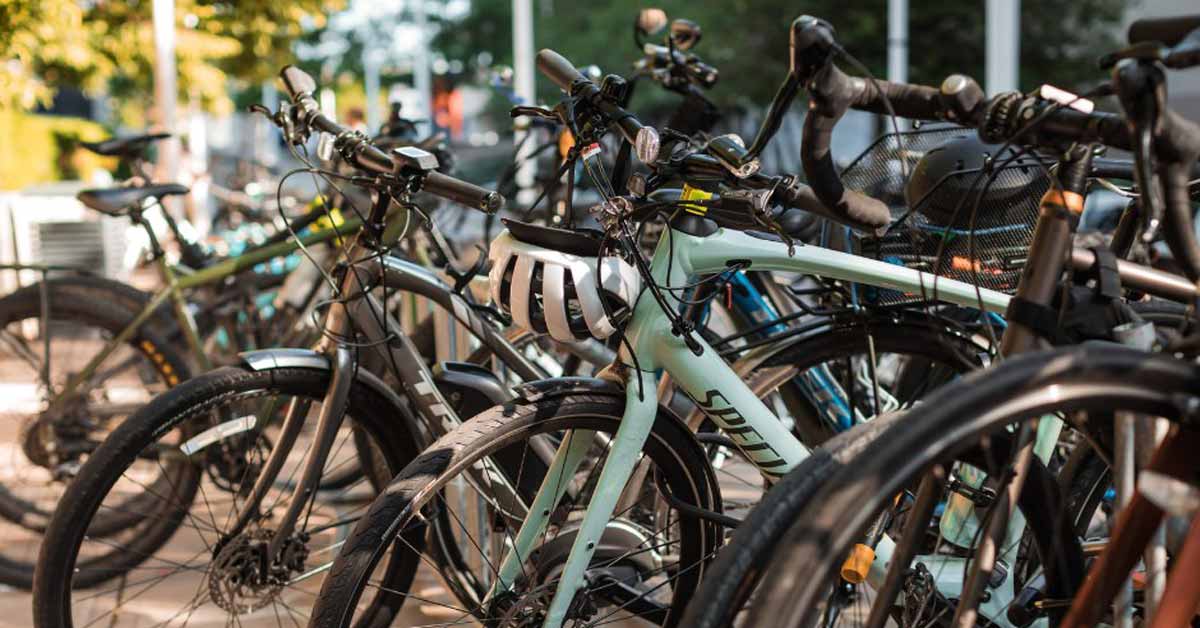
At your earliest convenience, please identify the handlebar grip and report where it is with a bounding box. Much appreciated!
[801,107,891,233]
[536,49,587,92]
[855,79,944,119]
[279,65,317,102]
[422,171,504,214]
[1128,15,1200,47]
[772,180,888,234]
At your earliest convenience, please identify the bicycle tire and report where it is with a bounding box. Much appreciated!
[739,344,1200,626]
[32,364,423,628]
[309,391,721,628]
[0,280,191,590]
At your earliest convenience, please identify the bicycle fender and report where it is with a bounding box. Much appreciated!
[239,348,428,446]
[512,376,626,404]
[432,361,509,419]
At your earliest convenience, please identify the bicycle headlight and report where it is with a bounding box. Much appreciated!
[635,126,661,164]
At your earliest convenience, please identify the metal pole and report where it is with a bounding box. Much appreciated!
[887,0,909,132]
[363,49,382,132]
[513,0,537,204]
[413,0,433,137]
[1112,412,1136,628]
[887,0,908,84]
[985,0,1021,94]
[151,0,180,185]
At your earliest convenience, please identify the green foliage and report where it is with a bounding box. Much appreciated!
[432,0,1129,110]
[0,110,110,189]
[1,0,343,122]
[0,1,93,110]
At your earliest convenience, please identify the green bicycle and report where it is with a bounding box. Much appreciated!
[0,136,364,588]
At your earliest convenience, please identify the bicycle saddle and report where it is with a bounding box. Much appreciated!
[502,218,605,256]
[79,133,171,158]
[77,183,189,216]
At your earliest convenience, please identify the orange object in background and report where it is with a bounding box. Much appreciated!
[950,256,1004,275]
[558,128,575,161]
[432,84,462,139]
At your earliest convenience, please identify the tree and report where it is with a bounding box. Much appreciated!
[431,0,1130,111]
[1,0,344,122]
[0,1,93,111]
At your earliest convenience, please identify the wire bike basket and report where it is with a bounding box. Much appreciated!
[842,125,1050,305]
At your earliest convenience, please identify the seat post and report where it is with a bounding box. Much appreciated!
[130,208,167,261]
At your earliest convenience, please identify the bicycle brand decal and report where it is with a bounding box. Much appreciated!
[414,376,458,433]
[693,389,787,474]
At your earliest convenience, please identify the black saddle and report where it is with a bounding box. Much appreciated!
[77,184,190,216]
[503,219,605,257]
[79,133,171,158]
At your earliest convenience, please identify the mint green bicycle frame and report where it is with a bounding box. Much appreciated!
[40,214,361,416]
[484,223,1033,626]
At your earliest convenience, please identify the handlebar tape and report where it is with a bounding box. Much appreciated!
[1128,15,1200,47]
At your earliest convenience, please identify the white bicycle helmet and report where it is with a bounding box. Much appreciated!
[488,221,641,342]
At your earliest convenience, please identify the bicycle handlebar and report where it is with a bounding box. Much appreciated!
[276,65,502,214]
[536,49,646,145]
[1128,15,1200,47]
[789,16,1200,280]
[537,48,892,233]
[423,171,505,214]
[639,44,719,90]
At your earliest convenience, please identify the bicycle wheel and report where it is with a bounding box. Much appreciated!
[0,281,191,589]
[711,344,1197,627]
[309,391,721,628]
[681,310,987,520]
[741,310,989,444]
[33,364,423,628]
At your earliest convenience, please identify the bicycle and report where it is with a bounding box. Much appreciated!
[677,14,1200,627]
[0,130,357,589]
[28,64,624,628]
[300,40,1174,626]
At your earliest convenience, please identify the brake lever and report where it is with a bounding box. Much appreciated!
[511,105,559,121]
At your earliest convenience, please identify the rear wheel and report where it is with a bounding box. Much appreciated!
[0,281,190,589]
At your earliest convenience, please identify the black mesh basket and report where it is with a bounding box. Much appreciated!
[840,125,1049,305]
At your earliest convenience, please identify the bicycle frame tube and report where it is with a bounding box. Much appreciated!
[42,216,361,414]
[172,216,360,292]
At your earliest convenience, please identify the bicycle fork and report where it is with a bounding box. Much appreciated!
[486,369,660,626]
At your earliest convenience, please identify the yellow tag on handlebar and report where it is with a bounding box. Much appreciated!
[681,184,712,216]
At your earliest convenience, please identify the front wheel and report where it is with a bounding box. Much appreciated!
[310,391,721,628]
[701,344,1199,627]
[33,364,423,628]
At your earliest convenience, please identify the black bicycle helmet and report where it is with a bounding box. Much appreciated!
[904,130,1046,229]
